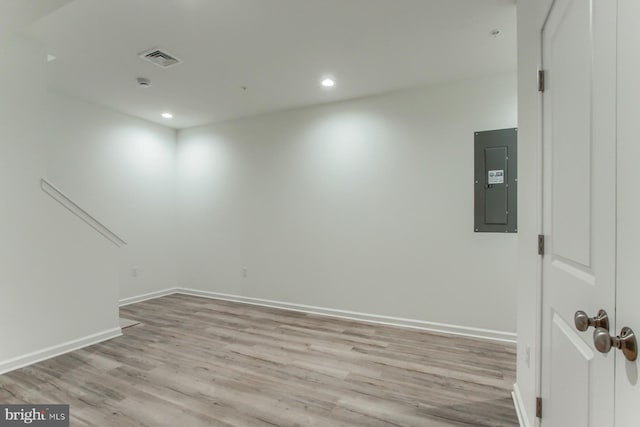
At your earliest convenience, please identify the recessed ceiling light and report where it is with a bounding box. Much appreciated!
[161,112,173,119]
[321,78,335,88]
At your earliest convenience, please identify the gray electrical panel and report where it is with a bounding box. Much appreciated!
[474,128,517,233]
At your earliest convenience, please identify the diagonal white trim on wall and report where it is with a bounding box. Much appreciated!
[40,178,127,247]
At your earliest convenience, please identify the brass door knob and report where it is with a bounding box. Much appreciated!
[593,327,638,361]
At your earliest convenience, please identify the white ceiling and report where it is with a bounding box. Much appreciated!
[0,0,72,41]
[22,0,516,129]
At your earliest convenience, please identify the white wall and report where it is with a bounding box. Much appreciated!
[46,93,178,301]
[0,36,120,371]
[176,72,518,335]
[515,0,552,425]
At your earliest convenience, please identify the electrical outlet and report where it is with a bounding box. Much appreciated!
[131,266,139,278]
[242,268,247,278]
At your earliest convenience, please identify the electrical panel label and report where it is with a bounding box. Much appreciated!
[488,170,504,184]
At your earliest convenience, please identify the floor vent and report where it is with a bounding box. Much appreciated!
[139,48,181,68]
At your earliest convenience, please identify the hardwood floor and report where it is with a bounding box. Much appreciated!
[0,294,518,426]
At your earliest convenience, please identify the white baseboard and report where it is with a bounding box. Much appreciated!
[118,287,516,342]
[119,288,179,307]
[2,289,515,375]
[176,288,517,343]
[512,383,530,427]
[0,327,122,375]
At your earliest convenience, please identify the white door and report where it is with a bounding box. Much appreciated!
[615,1,640,425]
[540,0,617,425]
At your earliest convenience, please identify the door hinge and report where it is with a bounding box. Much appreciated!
[538,234,545,255]
[536,396,543,418]
[538,69,545,92]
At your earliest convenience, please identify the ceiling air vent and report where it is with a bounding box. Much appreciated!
[138,48,181,68]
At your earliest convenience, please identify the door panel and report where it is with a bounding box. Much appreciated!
[548,313,593,426]
[540,0,617,425]
[548,0,592,267]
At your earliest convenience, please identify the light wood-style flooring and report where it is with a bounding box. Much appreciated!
[0,294,517,426]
